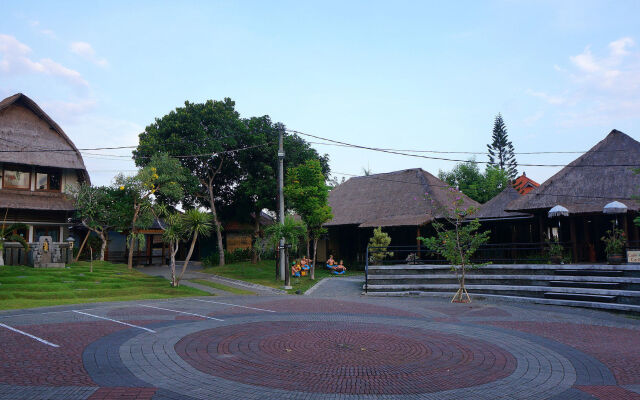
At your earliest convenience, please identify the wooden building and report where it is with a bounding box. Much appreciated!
[323,168,478,264]
[0,93,89,244]
[507,129,640,262]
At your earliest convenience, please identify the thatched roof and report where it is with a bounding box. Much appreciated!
[326,168,479,227]
[507,129,640,214]
[0,93,89,182]
[474,186,531,220]
[0,189,75,211]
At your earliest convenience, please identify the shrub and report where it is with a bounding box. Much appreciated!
[202,248,252,267]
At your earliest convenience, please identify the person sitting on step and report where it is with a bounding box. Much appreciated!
[291,260,301,277]
[331,260,347,274]
[326,255,336,268]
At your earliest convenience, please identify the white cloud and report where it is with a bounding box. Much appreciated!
[0,34,88,88]
[42,99,98,123]
[528,37,640,127]
[526,90,566,105]
[70,41,108,67]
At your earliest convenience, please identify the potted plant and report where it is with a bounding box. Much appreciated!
[601,228,626,265]
[547,238,564,264]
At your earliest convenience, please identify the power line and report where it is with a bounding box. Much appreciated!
[292,129,640,168]
[329,170,639,202]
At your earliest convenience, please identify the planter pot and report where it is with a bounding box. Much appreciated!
[550,255,563,264]
[607,254,625,265]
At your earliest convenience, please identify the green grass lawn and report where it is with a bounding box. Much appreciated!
[0,261,210,310]
[201,260,362,294]
[189,279,256,295]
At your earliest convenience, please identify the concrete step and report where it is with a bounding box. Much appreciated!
[368,264,640,277]
[364,284,640,304]
[364,291,640,313]
[555,269,624,277]
[544,292,617,303]
[548,280,621,289]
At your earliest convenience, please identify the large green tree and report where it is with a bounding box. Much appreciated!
[438,160,509,203]
[285,159,333,280]
[134,98,246,267]
[115,153,187,269]
[236,117,329,263]
[487,113,518,180]
[71,184,127,261]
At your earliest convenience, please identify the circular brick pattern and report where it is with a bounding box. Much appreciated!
[175,321,516,394]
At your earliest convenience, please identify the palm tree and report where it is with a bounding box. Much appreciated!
[161,212,186,287]
[175,209,212,286]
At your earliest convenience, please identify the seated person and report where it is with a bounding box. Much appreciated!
[331,260,347,273]
[326,255,337,268]
[291,261,301,277]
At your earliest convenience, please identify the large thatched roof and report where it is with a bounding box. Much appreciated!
[326,168,479,227]
[507,129,640,214]
[0,189,75,211]
[474,186,530,220]
[0,93,89,182]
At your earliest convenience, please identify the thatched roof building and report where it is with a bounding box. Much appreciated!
[326,168,479,228]
[507,129,640,214]
[474,186,530,220]
[0,93,90,247]
[0,93,89,180]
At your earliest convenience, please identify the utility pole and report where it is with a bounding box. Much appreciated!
[278,129,290,287]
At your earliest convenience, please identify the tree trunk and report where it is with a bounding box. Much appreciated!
[0,244,4,266]
[98,231,107,261]
[170,240,179,286]
[306,238,310,259]
[74,230,91,263]
[127,205,141,270]
[284,249,291,288]
[177,231,199,285]
[127,235,136,270]
[251,211,260,264]
[311,236,319,280]
[207,184,225,267]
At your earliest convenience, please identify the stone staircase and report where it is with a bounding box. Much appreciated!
[365,264,640,312]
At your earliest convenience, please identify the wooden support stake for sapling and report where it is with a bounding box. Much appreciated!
[90,247,93,273]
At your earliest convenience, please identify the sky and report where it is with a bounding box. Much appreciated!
[1,0,640,187]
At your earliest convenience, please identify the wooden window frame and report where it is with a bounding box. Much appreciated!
[2,165,32,191]
[34,168,62,192]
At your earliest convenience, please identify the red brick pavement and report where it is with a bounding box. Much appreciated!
[576,386,640,400]
[0,320,158,386]
[175,321,516,394]
[482,321,640,385]
[252,298,424,318]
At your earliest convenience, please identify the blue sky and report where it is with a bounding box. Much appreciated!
[2,0,640,186]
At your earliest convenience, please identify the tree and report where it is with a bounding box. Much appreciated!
[368,227,393,264]
[264,216,307,287]
[157,207,185,287]
[236,118,329,264]
[71,185,126,261]
[115,153,186,269]
[487,113,517,180]
[285,160,333,280]
[419,190,490,303]
[438,160,509,203]
[177,209,212,285]
[134,98,246,267]
[0,211,28,266]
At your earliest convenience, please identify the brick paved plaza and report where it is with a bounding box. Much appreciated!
[0,286,639,399]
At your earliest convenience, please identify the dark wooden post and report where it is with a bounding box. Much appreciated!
[570,217,578,263]
[416,226,421,259]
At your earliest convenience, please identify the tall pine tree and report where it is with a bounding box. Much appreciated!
[487,113,518,181]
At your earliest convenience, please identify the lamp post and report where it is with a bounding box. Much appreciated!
[66,236,75,265]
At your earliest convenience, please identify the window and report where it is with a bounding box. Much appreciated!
[3,167,31,189]
[35,169,62,191]
[35,226,59,242]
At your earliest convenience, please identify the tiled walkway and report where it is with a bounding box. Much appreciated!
[0,284,638,399]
